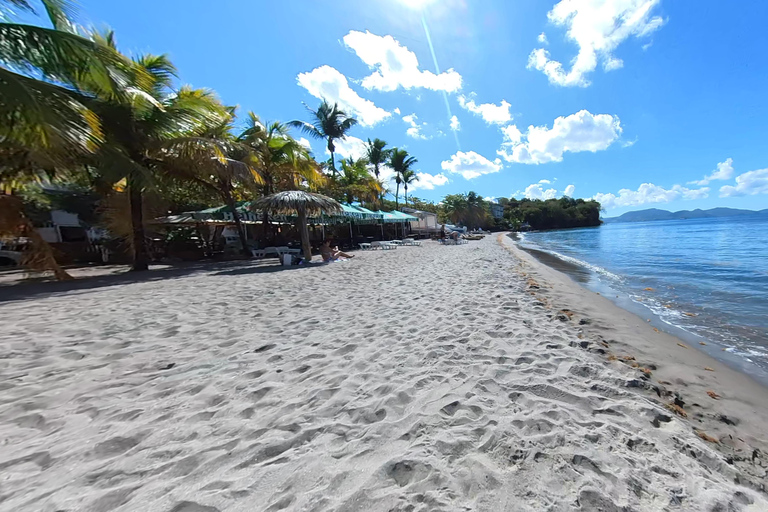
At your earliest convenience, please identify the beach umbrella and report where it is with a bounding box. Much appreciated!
[253,191,342,262]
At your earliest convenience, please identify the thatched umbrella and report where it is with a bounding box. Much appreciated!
[253,191,342,262]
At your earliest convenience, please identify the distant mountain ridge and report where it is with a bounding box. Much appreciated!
[603,207,768,223]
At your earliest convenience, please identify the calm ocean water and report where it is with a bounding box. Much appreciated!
[516,215,768,383]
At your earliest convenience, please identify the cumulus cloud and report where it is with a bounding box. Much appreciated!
[689,158,735,186]
[394,107,401,115]
[497,110,622,164]
[450,115,461,131]
[594,183,709,209]
[538,32,548,44]
[343,30,462,92]
[563,184,575,197]
[403,113,429,140]
[528,0,665,87]
[524,183,558,200]
[457,95,512,125]
[297,65,391,126]
[719,168,768,197]
[441,151,503,180]
[411,172,450,191]
[297,137,312,151]
[539,179,551,184]
[328,135,368,161]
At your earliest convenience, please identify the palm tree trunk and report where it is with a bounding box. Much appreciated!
[328,138,337,178]
[395,182,400,209]
[404,186,408,206]
[374,164,382,201]
[127,176,149,271]
[297,208,312,262]
[222,187,251,258]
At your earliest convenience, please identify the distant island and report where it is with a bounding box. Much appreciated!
[603,207,768,223]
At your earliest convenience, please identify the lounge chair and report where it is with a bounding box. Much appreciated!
[372,241,396,250]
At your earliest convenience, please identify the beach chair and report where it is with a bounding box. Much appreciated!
[358,242,372,251]
[372,241,395,250]
[403,238,421,246]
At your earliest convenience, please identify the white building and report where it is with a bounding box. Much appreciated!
[490,203,504,219]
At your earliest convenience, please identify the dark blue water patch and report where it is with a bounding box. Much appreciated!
[513,216,768,385]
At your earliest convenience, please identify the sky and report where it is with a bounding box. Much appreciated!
[73,0,768,215]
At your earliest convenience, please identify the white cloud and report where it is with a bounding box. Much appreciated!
[297,137,312,151]
[524,183,559,200]
[457,95,512,125]
[528,0,665,87]
[343,30,462,93]
[563,184,575,197]
[394,107,401,115]
[450,115,460,131]
[497,110,622,164]
[402,113,429,140]
[719,168,768,197]
[594,183,709,210]
[410,172,450,191]
[538,32,548,44]
[441,151,503,180]
[484,196,497,202]
[297,65,391,126]
[539,179,551,184]
[689,158,735,186]
[329,135,368,161]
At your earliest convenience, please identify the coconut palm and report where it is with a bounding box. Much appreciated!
[238,113,324,243]
[253,191,341,262]
[365,138,390,198]
[288,100,357,177]
[166,110,262,257]
[339,157,382,204]
[401,168,419,206]
[85,47,228,271]
[0,1,131,158]
[389,148,417,209]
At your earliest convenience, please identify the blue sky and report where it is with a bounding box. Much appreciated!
[74,0,768,215]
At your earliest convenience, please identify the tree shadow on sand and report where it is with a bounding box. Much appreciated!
[0,258,310,303]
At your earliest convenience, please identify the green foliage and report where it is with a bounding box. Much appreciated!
[439,191,491,228]
[503,197,602,230]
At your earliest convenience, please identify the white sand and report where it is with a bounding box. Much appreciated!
[1,235,766,511]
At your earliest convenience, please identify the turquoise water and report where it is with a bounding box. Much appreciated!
[517,215,768,381]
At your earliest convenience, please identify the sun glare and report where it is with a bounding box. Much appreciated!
[396,0,440,10]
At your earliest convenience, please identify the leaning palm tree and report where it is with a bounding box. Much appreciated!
[389,148,417,209]
[253,191,342,262]
[400,168,419,206]
[288,100,357,177]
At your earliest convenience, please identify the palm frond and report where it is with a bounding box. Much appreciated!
[287,119,323,140]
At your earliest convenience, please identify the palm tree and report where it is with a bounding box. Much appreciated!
[167,110,262,257]
[401,168,419,206]
[288,100,357,177]
[253,191,342,262]
[389,148,417,209]
[365,138,390,198]
[86,48,228,271]
[238,113,324,243]
[339,157,382,204]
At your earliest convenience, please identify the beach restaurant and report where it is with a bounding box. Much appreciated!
[152,202,418,257]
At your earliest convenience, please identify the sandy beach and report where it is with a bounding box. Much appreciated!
[1,235,767,512]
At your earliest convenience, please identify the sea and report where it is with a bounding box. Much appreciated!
[514,215,768,385]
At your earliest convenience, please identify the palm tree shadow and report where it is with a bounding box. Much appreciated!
[0,258,300,303]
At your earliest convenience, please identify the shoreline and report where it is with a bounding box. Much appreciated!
[501,232,768,482]
[511,236,768,388]
[1,235,767,510]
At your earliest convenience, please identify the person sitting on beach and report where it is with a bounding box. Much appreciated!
[320,240,354,261]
